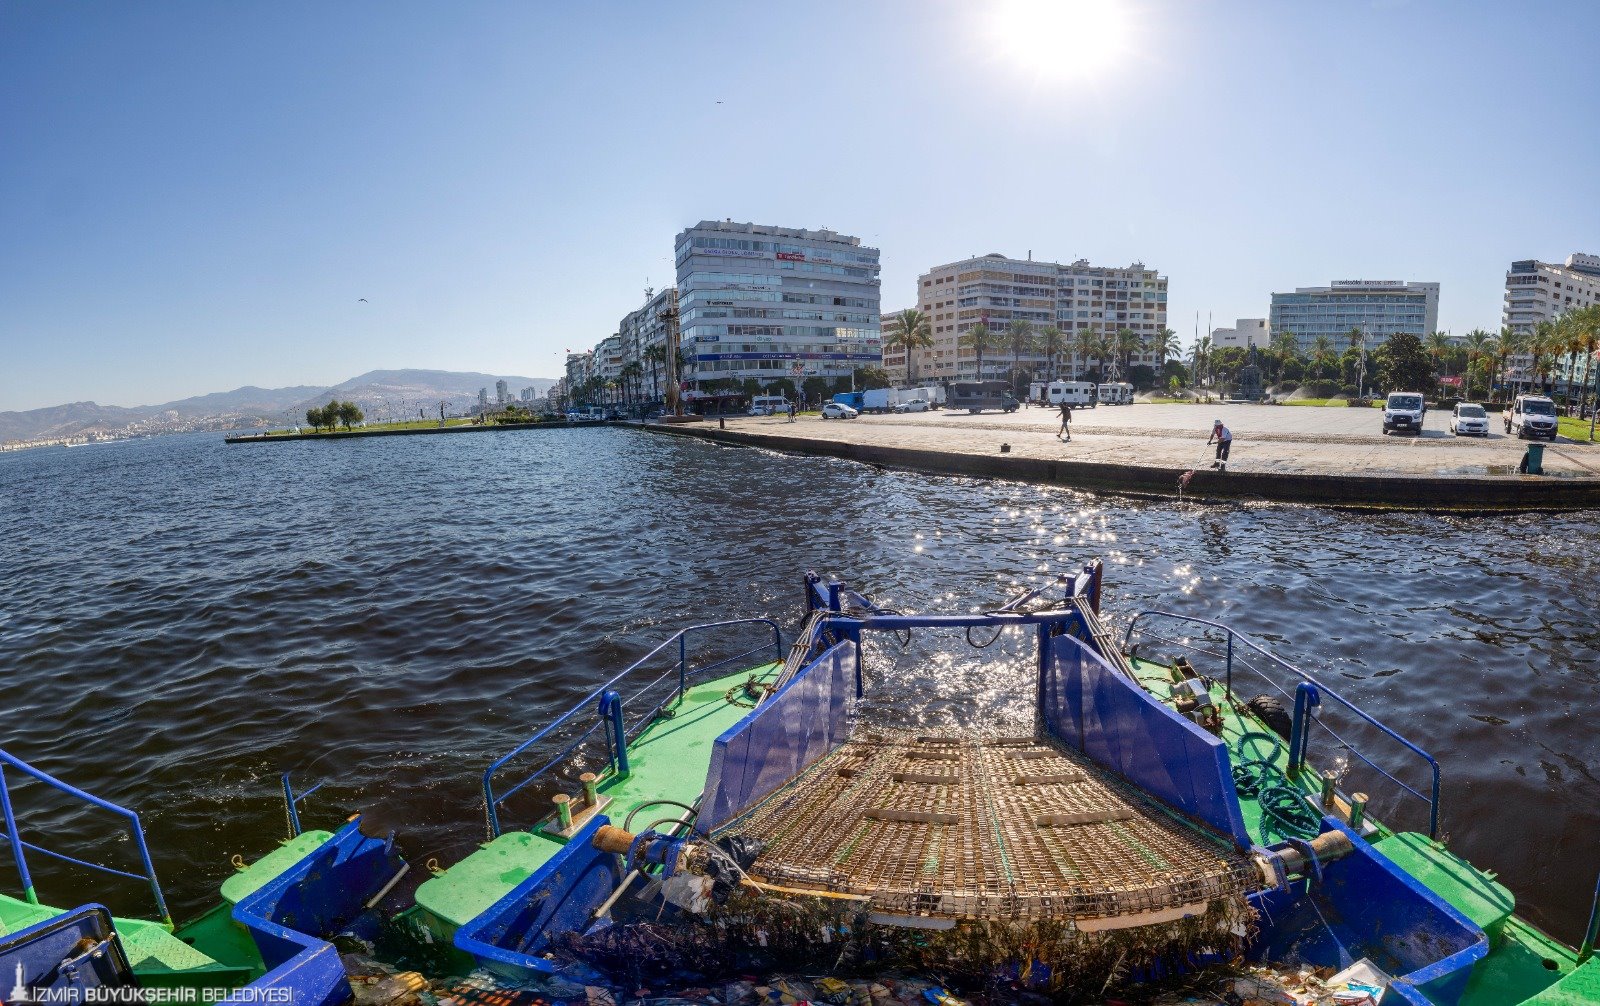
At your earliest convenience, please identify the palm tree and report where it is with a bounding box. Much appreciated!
[1006,319,1037,396]
[1311,334,1335,379]
[1463,329,1493,398]
[1159,327,1181,364]
[1425,331,1451,377]
[621,361,645,410]
[1114,328,1141,378]
[1270,329,1300,375]
[644,344,667,402]
[1562,306,1600,432]
[1189,335,1212,387]
[884,308,933,385]
[1038,325,1064,380]
[1080,328,1105,379]
[960,322,1001,381]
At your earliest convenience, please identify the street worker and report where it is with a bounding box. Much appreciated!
[1207,419,1233,469]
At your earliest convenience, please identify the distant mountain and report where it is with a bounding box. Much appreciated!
[289,370,557,421]
[0,370,555,443]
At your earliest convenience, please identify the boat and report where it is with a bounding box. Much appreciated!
[3,561,1598,1005]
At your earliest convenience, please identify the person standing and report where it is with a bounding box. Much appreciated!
[787,401,797,423]
[1057,401,1073,441]
[1207,419,1232,469]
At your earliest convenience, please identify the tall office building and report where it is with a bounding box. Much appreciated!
[1268,281,1439,354]
[495,379,509,405]
[675,220,881,393]
[911,254,1169,382]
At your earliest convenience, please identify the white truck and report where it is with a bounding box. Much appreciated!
[1047,381,1097,407]
[862,388,895,413]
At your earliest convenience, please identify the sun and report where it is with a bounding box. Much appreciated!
[986,0,1134,84]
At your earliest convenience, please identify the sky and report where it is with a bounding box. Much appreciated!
[2,0,1597,412]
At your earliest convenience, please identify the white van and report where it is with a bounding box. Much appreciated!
[1047,381,1097,407]
[1098,382,1133,405]
[749,395,789,416]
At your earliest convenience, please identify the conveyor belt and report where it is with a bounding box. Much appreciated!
[719,730,1255,928]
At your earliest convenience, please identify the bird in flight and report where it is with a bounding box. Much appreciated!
[358,298,368,302]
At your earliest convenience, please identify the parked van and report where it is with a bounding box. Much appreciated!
[1382,392,1426,435]
[949,381,1019,414]
[1504,394,1558,440]
[1046,381,1097,407]
[749,395,789,416]
[1097,382,1133,405]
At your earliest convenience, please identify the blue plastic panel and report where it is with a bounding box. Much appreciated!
[1041,633,1252,848]
[0,905,134,998]
[454,814,622,981]
[1250,819,1486,1006]
[231,820,406,1006]
[700,639,856,830]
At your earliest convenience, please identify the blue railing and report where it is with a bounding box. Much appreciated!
[0,748,171,925]
[280,773,326,839]
[1122,611,1443,839]
[481,618,783,838]
[1581,869,1600,963]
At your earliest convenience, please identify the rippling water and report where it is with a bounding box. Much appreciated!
[1,430,1596,942]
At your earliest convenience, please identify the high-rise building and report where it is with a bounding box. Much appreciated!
[1211,319,1270,350]
[477,387,489,411]
[675,220,881,394]
[1503,254,1600,392]
[1268,281,1439,355]
[910,254,1169,382]
[495,379,509,405]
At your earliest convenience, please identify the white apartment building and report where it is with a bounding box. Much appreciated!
[1210,319,1270,350]
[617,286,679,400]
[880,308,911,384]
[1504,254,1600,391]
[675,220,881,393]
[912,254,1169,382]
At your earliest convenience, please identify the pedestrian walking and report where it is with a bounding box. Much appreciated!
[1207,419,1232,470]
[1057,402,1073,441]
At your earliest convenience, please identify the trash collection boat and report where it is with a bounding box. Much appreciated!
[3,561,1599,1005]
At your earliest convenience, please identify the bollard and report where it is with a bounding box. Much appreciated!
[1321,771,1337,808]
[580,772,599,808]
[1349,792,1368,830]
[553,793,573,830]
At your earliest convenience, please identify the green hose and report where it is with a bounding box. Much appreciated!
[1232,733,1321,841]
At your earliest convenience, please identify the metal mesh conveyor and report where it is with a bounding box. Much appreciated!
[718,730,1256,929]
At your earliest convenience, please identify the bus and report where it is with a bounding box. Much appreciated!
[949,381,1019,414]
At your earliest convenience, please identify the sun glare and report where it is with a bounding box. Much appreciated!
[987,0,1133,84]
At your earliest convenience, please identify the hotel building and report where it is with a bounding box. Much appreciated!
[1268,281,1439,355]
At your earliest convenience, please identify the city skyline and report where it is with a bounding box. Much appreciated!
[3,1,1598,412]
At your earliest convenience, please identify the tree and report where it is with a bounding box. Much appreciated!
[1188,335,1211,386]
[1210,347,1248,383]
[1114,327,1141,377]
[1311,335,1336,379]
[884,308,933,385]
[960,322,1001,380]
[1038,325,1064,380]
[1376,332,1435,394]
[337,400,363,430]
[802,375,829,404]
[1425,331,1452,376]
[644,344,667,402]
[854,365,891,390]
[1157,327,1181,366]
[1127,364,1157,390]
[1006,319,1036,396]
[1079,327,1105,379]
[304,406,324,431]
[1463,328,1493,398]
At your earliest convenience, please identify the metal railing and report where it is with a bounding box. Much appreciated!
[0,748,171,925]
[481,618,783,838]
[280,773,325,839]
[1122,610,1443,839]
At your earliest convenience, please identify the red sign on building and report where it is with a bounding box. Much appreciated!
[775,251,806,262]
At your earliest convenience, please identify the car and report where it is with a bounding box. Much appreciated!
[821,402,858,420]
[1382,391,1426,435]
[1504,394,1559,440]
[1449,402,1490,436]
[894,398,931,413]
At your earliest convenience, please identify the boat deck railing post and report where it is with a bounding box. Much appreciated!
[0,763,37,905]
[1581,870,1600,963]
[1288,682,1321,779]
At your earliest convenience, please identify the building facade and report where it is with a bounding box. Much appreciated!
[1268,281,1440,355]
[1210,319,1269,350]
[880,309,911,384]
[675,220,881,393]
[1504,254,1600,391]
[910,254,1169,382]
[617,286,679,401]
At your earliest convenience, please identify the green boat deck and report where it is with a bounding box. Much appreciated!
[0,830,336,989]
[1127,656,1587,1006]
[412,660,782,934]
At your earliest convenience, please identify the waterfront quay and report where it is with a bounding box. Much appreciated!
[645,403,1600,509]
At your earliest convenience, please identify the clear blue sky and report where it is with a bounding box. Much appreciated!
[3,1,1597,411]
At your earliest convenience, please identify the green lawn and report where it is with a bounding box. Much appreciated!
[1558,416,1596,441]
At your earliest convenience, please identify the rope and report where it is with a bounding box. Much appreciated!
[1230,733,1320,841]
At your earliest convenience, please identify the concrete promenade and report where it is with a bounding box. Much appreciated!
[642,403,1600,509]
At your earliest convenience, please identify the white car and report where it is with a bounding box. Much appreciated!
[1449,402,1490,437]
[894,398,932,413]
[820,402,859,420]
